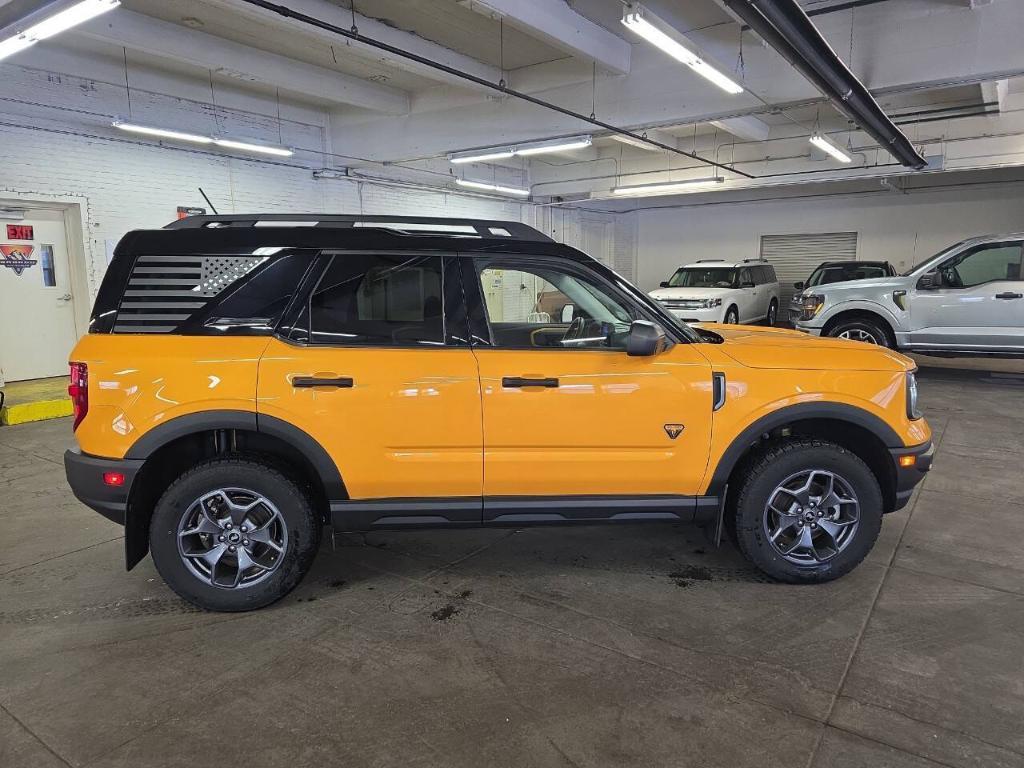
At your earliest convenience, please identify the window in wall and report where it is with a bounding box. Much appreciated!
[39,245,56,287]
[309,254,444,345]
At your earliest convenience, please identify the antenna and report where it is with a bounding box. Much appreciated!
[198,187,219,215]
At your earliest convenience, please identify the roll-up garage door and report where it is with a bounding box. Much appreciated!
[759,232,858,305]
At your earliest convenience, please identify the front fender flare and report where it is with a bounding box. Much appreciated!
[816,298,902,332]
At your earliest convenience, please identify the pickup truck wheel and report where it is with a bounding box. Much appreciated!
[828,317,892,347]
[733,439,882,583]
[150,458,320,612]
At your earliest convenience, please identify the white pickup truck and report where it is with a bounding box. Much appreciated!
[793,234,1024,355]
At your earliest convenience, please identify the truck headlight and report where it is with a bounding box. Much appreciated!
[698,298,722,309]
[906,370,922,420]
[798,294,825,321]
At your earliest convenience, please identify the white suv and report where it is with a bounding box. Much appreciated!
[793,235,1024,354]
[649,259,781,325]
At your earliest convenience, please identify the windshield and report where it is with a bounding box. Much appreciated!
[807,263,889,286]
[902,239,974,276]
[668,267,736,288]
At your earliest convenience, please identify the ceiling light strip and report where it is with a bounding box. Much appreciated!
[0,0,120,62]
[455,179,530,196]
[809,134,852,163]
[621,4,743,95]
[448,135,592,164]
[113,122,293,156]
[611,177,725,196]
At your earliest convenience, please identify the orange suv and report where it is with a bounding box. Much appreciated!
[64,215,932,611]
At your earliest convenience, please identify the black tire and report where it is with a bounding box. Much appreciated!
[766,299,778,327]
[149,457,320,611]
[724,305,739,324]
[826,316,892,347]
[732,438,882,584]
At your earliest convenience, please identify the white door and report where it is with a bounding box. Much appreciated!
[0,208,79,381]
[907,240,1024,352]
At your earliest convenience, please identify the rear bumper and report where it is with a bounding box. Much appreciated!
[889,440,934,512]
[64,449,143,525]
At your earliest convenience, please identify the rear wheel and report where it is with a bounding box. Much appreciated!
[724,305,739,324]
[827,316,892,347]
[150,458,320,611]
[732,439,882,583]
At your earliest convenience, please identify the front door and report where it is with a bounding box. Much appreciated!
[258,253,482,522]
[463,255,713,521]
[737,266,760,323]
[908,240,1024,352]
[0,208,78,381]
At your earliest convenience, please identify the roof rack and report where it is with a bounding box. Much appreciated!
[164,214,553,242]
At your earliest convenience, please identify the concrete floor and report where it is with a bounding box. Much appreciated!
[1,370,1023,768]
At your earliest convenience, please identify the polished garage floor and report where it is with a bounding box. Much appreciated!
[1,370,1022,768]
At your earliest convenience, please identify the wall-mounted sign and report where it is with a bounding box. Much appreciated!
[0,244,37,276]
[177,206,206,220]
[6,224,33,240]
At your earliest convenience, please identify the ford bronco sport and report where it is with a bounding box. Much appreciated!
[65,215,932,611]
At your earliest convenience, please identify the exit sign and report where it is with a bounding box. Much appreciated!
[6,224,33,240]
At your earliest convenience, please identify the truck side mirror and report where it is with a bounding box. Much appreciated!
[793,281,804,290]
[626,320,668,357]
[917,270,939,290]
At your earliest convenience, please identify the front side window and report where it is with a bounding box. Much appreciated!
[937,243,1023,288]
[308,254,444,345]
[807,263,890,287]
[476,259,638,350]
[667,267,736,289]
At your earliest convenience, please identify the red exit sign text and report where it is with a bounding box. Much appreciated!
[6,225,33,240]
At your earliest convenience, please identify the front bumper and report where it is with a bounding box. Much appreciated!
[793,319,823,336]
[664,306,723,323]
[64,449,143,525]
[889,440,934,512]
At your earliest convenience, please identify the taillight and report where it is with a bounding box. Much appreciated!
[69,362,88,430]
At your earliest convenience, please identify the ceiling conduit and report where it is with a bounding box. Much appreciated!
[720,0,927,170]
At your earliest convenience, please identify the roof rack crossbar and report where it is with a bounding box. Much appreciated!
[165,214,553,242]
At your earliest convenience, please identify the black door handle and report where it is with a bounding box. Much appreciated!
[995,292,1023,300]
[502,376,559,388]
[292,376,354,388]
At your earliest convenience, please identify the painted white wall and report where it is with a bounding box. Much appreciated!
[634,182,1024,290]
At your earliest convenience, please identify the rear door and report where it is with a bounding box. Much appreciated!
[258,252,483,522]
[907,240,1024,352]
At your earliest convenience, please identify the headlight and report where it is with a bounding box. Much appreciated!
[798,294,825,321]
[906,370,922,420]
[698,298,722,309]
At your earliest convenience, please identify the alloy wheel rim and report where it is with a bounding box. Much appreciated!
[768,304,777,325]
[177,488,288,589]
[726,309,737,323]
[838,328,879,344]
[762,469,860,565]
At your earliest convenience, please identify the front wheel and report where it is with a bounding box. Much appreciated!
[827,317,892,347]
[732,438,882,583]
[150,458,320,611]
[723,306,739,324]
[766,299,778,327]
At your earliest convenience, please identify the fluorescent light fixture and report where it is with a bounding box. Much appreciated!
[621,4,743,95]
[449,149,516,164]
[515,135,593,156]
[0,0,119,61]
[212,138,293,156]
[449,135,592,164]
[809,134,852,163]
[113,122,213,144]
[112,122,292,155]
[456,179,530,196]
[610,134,663,151]
[611,176,724,197]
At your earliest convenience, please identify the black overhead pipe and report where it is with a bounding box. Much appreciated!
[721,0,927,170]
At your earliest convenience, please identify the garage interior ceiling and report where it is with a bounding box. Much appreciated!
[1,0,1023,206]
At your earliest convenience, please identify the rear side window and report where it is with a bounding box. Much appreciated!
[306,254,444,346]
[113,251,309,334]
[760,265,777,283]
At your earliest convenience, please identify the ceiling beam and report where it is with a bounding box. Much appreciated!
[221,0,502,90]
[75,8,409,114]
[709,115,770,142]
[462,0,631,75]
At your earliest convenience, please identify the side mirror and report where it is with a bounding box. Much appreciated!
[917,270,939,290]
[659,281,670,288]
[793,281,804,290]
[560,304,575,322]
[626,320,668,357]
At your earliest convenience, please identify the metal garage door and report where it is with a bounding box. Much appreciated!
[759,232,858,305]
